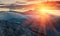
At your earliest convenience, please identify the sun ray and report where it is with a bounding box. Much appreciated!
[32,1,60,36]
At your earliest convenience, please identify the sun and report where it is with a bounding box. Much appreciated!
[39,7,51,13]
[38,4,54,13]
[35,1,57,14]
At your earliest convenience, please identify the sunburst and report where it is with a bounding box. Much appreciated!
[33,1,59,36]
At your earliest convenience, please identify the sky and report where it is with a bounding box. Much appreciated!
[0,0,59,4]
[0,0,60,12]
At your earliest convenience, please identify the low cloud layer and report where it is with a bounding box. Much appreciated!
[0,0,59,4]
[0,0,60,12]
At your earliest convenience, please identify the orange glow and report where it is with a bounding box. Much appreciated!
[32,1,59,35]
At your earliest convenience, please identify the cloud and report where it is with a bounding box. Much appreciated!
[0,0,42,4]
[0,0,59,12]
[0,0,59,5]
